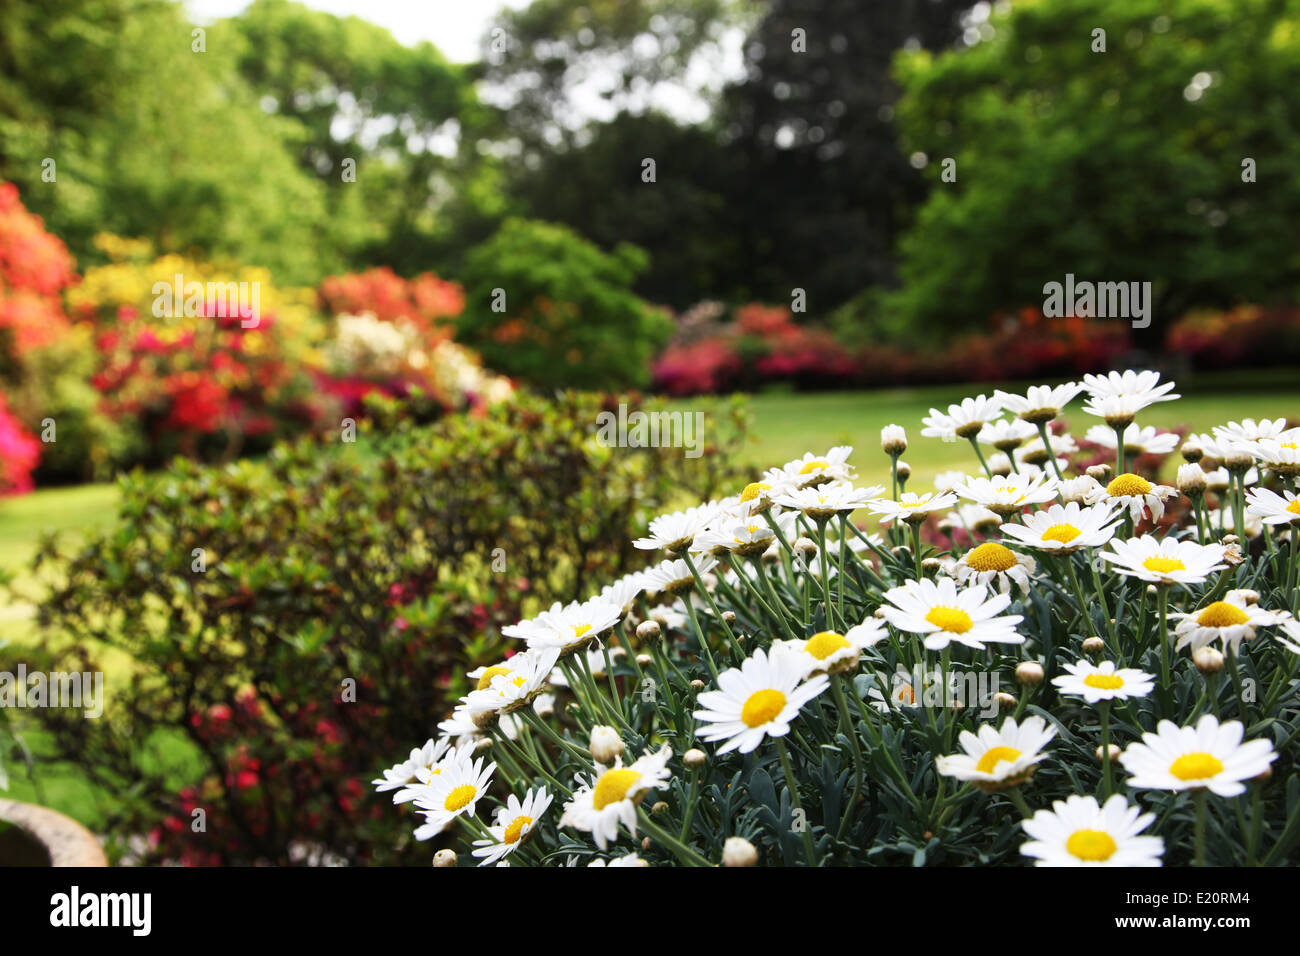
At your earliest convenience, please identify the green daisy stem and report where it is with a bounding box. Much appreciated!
[755,558,801,642]
[832,675,865,839]
[679,766,702,843]
[1099,701,1113,800]
[1087,548,1119,649]
[1113,424,1127,477]
[910,519,924,581]
[1063,555,1094,638]
[680,591,719,681]
[774,736,819,866]
[761,509,800,590]
[1007,786,1033,820]
[1158,585,1172,692]
[1035,421,1065,481]
[816,518,840,629]
[968,436,993,478]
[637,809,712,867]
[681,550,741,656]
[837,514,850,621]
[1194,789,1209,867]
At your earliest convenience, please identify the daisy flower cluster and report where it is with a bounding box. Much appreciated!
[373,371,1300,867]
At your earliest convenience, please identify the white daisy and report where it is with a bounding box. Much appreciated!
[921,394,1004,441]
[977,418,1038,451]
[1081,370,1180,425]
[879,576,1025,651]
[640,554,717,598]
[1088,472,1179,523]
[470,788,554,866]
[1120,715,1276,797]
[938,503,1002,536]
[411,752,496,839]
[774,480,882,520]
[559,746,673,850]
[1100,535,1228,587]
[373,737,452,802]
[994,382,1085,423]
[868,490,960,526]
[998,501,1120,553]
[951,541,1036,594]
[1246,487,1300,525]
[955,471,1059,517]
[587,853,649,867]
[599,571,648,614]
[1015,432,1077,470]
[1250,435,1300,477]
[502,598,624,654]
[780,620,888,677]
[935,715,1056,791]
[736,481,778,515]
[763,446,856,489]
[1084,424,1180,458]
[1021,794,1163,867]
[694,509,796,557]
[1214,418,1292,443]
[1169,590,1291,655]
[693,645,830,754]
[1051,659,1154,703]
[633,501,725,552]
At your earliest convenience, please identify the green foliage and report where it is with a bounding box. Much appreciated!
[456,219,674,390]
[10,392,749,864]
[890,0,1300,341]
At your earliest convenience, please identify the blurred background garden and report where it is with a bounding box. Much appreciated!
[0,0,1298,863]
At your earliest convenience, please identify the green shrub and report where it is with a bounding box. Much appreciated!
[456,219,674,391]
[12,392,748,864]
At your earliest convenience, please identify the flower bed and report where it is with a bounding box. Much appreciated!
[380,372,1300,867]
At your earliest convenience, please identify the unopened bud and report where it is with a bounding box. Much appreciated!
[635,653,654,667]
[921,557,943,575]
[988,453,1012,477]
[1181,441,1204,463]
[895,460,911,480]
[1177,463,1207,495]
[722,611,737,624]
[1095,744,1121,764]
[433,849,457,868]
[690,679,706,692]
[473,737,494,755]
[1015,661,1045,686]
[722,836,759,867]
[1193,645,1224,674]
[794,536,818,559]
[684,748,707,768]
[636,620,661,641]
[651,801,669,815]
[881,425,908,456]
[589,725,624,764]
[995,691,1016,710]
[1086,463,1112,482]
[1082,636,1105,656]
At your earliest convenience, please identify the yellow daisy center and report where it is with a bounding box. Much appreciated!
[1107,473,1153,497]
[573,623,593,639]
[476,665,512,690]
[592,769,642,810]
[976,746,1022,774]
[1169,752,1224,781]
[503,815,533,844]
[740,482,772,503]
[966,542,1018,572]
[925,606,974,634]
[1083,673,1125,690]
[1287,499,1300,515]
[1196,601,1250,628]
[444,784,478,812]
[1042,523,1081,544]
[1066,829,1118,862]
[804,631,850,660]
[799,460,828,474]
[1142,556,1186,574]
[741,688,788,727]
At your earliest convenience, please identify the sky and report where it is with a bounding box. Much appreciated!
[184,0,529,63]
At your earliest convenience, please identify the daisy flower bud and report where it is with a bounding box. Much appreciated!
[1016,661,1045,686]
[987,453,1012,476]
[636,653,654,667]
[722,610,737,624]
[1193,646,1225,674]
[794,536,818,559]
[433,849,458,868]
[1082,636,1105,656]
[690,679,706,691]
[896,460,911,481]
[1086,464,1112,482]
[684,748,707,769]
[881,424,908,456]
[921,557,943,575]
[589,725,625,764]
[722,836,759,867]
[1095,744,1122,764]
[473,737,494,754]
[1177,463,1207,495]
[636,620,661,641]
[995,691,1017,710]
[1235,589,1261,605]
[651,801,669,815]
[1181,441,1204,463]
